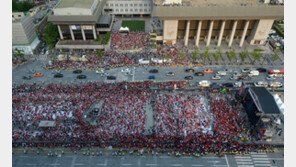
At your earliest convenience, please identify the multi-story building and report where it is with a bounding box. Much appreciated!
[12,12,40,54]
[152,0,284,47]
[103,0,153,17]
[48,0,113,49]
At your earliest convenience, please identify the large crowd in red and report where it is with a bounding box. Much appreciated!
[12,81,271,153]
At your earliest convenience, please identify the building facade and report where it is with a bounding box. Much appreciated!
[152,0,284,47]
[12,12,40,54]
[103,0,152,17]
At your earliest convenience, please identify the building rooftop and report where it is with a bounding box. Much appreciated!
[56,0,95,9]
[154,0,278,7]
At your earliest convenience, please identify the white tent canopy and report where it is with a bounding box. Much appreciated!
[119,27,129,32]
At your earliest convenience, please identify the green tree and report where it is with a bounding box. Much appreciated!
[212,49,223,62]
[192,46,199,62]
[227,49,236,62]
[200,47,210,64]
[239,49,249,62]
[251,51,263,64]
[270,53,279,62]
[12,0,34,12]
[43,23,59,48]
[104,32,111,45]
[14,48,25,58]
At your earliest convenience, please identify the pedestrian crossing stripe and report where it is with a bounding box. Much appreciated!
[253,161,271,163]
[236,159,252,162]
[235,156,251,159]
[251,155,268,157]
[236,161,253,165]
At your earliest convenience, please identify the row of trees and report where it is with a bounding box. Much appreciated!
[175,47,279,64]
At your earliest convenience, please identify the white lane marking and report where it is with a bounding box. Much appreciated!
[146,164,157,166]
[224,155,230,167]
[235,156,251,159]
[171,164,183,166]
[251,155,268,157]
[121,164,132,166]
[251,152,267,155]
[236,162,254,165]
[236,159,253,161]
[48,164,60,166]
[24,164,37,166]
[191,165,204,167]
[252,158,269,160]
[74,164,85,166]
[253,164,271,166]
[182,157,192,159]
[138,158,141,167]
[70,155,77,167]
[254,161,271,163]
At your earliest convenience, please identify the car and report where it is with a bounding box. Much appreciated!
[73,70,82,74]
[232,72,242,77]
[216,71,227,76]
[54,73,63,78]
[242,69,251,73]
[222,83,233,87]
[101,73,110,77]
[233,82,242,88]
[269,82,283,88]
[96,69,104,74]
[148,75,155,79]
[77,75,87,79]
[248,70,260,77]
[254,81,268,87]
[121,68,130,73]
[230,76,238,80]
[199,80,211,87]
[211,75,221,80]
[204,69,214,73]
[149,69,158,73]
[107,76,116,80]
[184,76,193,80]
[195,72,204,76]
[22,76,32,80]
[125,72,132,76]
[185,69,194,73]
[166,72,175,76]
[266,76,276,80]
[257,68,267,73]
[33,73,43,77]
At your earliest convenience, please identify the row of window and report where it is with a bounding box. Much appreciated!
[114,8,150,12]
[106,3,150,7]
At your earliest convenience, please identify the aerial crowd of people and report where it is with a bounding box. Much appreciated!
[12,81,273,153]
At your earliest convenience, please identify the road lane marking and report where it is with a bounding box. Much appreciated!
[236,159,252,161]
[121,164,132,166]
[254,161,271,163]
[146,164,157,166]
[171,164,183,166]
[191,165,204,167]
[224,155,230,167]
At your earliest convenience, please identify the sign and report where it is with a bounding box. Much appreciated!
[82,25,93,30]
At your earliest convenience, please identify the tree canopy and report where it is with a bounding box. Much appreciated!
[12,0,34,12]
[43,23,59,48]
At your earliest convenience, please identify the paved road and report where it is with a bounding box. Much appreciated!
[12,152,284,167]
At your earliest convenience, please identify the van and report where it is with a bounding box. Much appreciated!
[248,70,259,76]
[199,80,211,87]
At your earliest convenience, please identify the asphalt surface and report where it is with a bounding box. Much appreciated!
[12,152,284,167]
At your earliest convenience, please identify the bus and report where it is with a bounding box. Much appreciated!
[268,69,284,77]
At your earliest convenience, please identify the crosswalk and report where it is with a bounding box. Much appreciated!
[235,152,277,167]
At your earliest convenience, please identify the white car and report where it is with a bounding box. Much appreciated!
[139,58,150,64]
[269,82,283,88]
[121,68,130,73]
[216,71,227,76]
[166,72,175,76]
[199,80,211,87]
[266,76,276,80]
[96,69,104,74]
[211,75,221,80]
[254,81,269,87]
[101,73,109,77]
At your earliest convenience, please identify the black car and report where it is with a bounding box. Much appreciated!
[54,73,63,78]
[184,76,193,80]
[107,76,116,80]
[77,75,87,79]
[149,69,158,73]
[222,83,233,87]
[22,76,32,80]
[185,69,195,73]
[256,68,267,73]
[195,72,204,76]
[73,70,82,74]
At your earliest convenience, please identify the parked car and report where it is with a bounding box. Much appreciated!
[77,75,87,79]
[216,71,227,76]
[199,80,211,87]
[266,76,276,80]
[211,75,221,80]
[204,69,214,73]
[54,73,63,78]
[121,68,130,73]
[33,73,43,77]
[195,72,204,76]
[257,68,267,73]
[96,69,104,74]
[185,69,194,73]
[73,70,82,74]
[248,70,260,77]
[148,75,155,79]
[149,69,158,73]
[269,82,283,88]
[107,76,116,80]
[184,76,193,80]
[101,73,110,77]
[222,83,233,88]
[22,76,32,80]
[254,81,268,87]
[242,68,251,73]
[166,72,175,76]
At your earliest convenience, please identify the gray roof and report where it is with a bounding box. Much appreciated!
[56,0,95,9]
[152,6,284,20]
[98,15,112,24]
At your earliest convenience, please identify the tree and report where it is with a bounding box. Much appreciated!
[14,48,25,58]
[251,51,263,64]
[239,49,249,62]
[270,53,279,62]
[227,49,236,62]
[12,0,34,12]
[212,49,223,62]
[192,46,199,62]
[43,23,59,49]
[201,47,210,64]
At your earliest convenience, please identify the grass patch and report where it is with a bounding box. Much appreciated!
[121,20,145,32]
